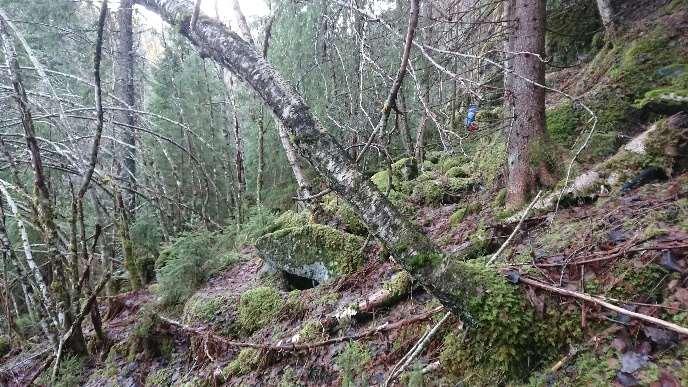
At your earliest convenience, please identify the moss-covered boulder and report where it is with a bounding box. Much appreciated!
[255,224,366,283]
[261,209,311,235]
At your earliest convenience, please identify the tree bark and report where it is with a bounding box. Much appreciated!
[116,0,138,214]
[595,0,615,28]
[505,0,552,207]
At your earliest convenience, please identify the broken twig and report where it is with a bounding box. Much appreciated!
[518,276,688,336]
[158,306,444,352]
[488,190,542,265]
[384,311,452,386]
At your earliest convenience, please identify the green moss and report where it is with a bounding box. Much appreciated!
[462,224,491,260]
[0,335,9,357]
[447,177,476,194]
[183,294,230,325]
[412,179,444,205]
[421,160,436,171]
[435,259,581,384]
[472,133,506,187]
[128,307,172,360]
[608,261,669,301]
[634,87,688,112]
[263,210,310,235]
[145,368,173,387]
[408,251,443,272]
[336,341,371,387]
[315,289,340,307]
[282,290,307,319]
[493,188,507,208]
[586,131,621,160]
[449,208,467,227]
[371,169,392,192]
[400,365,425,387]
[643,223,668,240]
[223,348,260,377]
[37,355,84,387]
[446,165,470,178]
[278,366,301,387]
[450,203,481,227]
[322,194,367,235]
[383,271,413,298]
[238,286,283,334]
[256,224,366,280]
[391,157,419,180]
[546,101,580,145]
[297,320,323,342]
[527,349,617,386]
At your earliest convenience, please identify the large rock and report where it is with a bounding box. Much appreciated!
[255,224,366,283]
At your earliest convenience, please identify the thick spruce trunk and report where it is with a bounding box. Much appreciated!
[505,0,552,207]
[135,0,558,378]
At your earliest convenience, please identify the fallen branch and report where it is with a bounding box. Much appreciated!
[159,306,443,352]
[488,190,542,265]
[384,311,452,386]
[534,241,688,268]
[517,275,688,335]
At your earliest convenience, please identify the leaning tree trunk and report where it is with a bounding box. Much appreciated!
[595,0,615,29]
[116,0,138,214]
[505,0,553,208]
[135,0,559,377]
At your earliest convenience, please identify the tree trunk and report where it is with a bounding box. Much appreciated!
[136,0,557,375]
[276,119,312,200]
[596,0,615,28]
[505,0,552,208]
[116,0,138,214]
[0,18,85,354]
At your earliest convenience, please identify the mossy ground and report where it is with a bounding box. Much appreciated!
[238,286,283,335]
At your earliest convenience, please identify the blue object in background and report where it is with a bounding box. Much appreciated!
[464,104,478,127]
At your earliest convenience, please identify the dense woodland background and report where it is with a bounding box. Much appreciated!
[0,0,688,385]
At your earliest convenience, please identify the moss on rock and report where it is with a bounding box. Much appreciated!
[256,224,366,283]
[321,194,367,235]
[262,210,311,235]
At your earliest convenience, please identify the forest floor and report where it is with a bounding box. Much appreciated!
[4,171,687,386]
